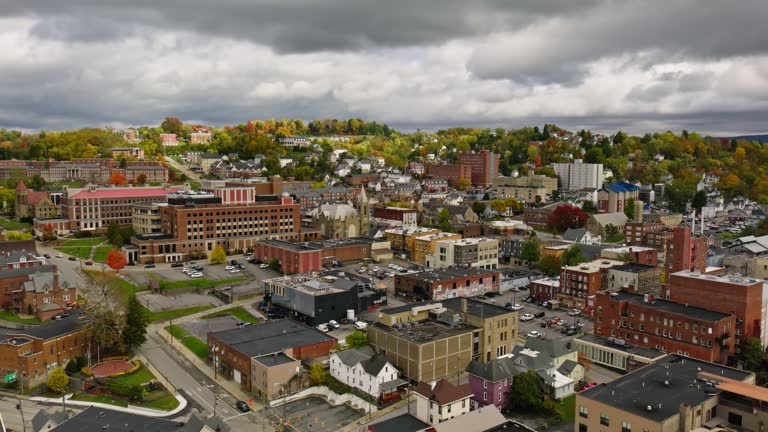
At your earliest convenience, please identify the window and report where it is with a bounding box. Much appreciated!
[579,406,589,418]
[483,391,487,401]
[600,414,610,426]
[622,421,632,432]
[579,424,588,432]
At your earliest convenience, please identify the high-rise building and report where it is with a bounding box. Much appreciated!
[664,227,707,281]
[553,160,603,190]
[458,150,499,187]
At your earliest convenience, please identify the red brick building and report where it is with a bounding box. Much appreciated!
[0,265,77,319]
[425,164,472,188]
[253,238,376,274]
[458,150,499,187]
[593,290,735,364]
[372,207,418,225]
[522,203,560,230]
[207,319,336,392]
[0,250,45,270]
[395,268,500,301]
[624,222,666,248]
[664,227,707,281]
[667,271,763,356]
[530,278,560,302]
[600,246,658,266]
[557,259,625,310]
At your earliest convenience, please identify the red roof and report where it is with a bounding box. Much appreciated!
[16,181,28,191]
[27,191,51,206]
[71,188,179,199]
[414,379,473,405]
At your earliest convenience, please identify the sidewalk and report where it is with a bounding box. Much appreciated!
[30,393,188,418]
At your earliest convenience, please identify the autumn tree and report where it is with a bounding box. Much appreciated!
[107,249,127,272]
[308,363,329,386]
[42,223,56,241]
[108,171,126,186]
[209,244,227,264]
[47,367,69,394]
[161,117,184,136]
[135,173,147,185]
[457,178,471,191]
[490,199,508,216]
[547,204,589,232]
[538,254,562,277]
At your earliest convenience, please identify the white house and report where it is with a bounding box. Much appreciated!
[329,346,398,398]
[562,228,601,245]
[358,161,372,173]
[278,156,294,168]
[508,338,583,400]
[413,379,474,425]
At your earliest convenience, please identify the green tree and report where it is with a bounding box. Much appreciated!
[506,371,543,411]
[624,197,635,220]
[490,200,508,215]
[106,222,121,246]
[438,208,452,232]
[605,224,619,238]
[561,245,587,266]
[582,200,597,214]
[538,254,562,277]
[308,363,330,386]
[47,367,69,394]
[457,178,471,191]
[122,295,148,353]
[692,190,707,213]
[160,117,184,136]
[268,258,281,272]
[345,330,368,349]
[209,244,227,264]
[472,201,486,216]
[743,337,764,372]
[520,238,541,268]
[128,384,146,401]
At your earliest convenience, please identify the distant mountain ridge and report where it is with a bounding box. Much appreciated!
[727,134,768,143]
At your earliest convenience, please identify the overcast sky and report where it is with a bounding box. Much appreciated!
[1,0,767,135]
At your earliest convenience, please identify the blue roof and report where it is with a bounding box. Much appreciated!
[604,181,640,193]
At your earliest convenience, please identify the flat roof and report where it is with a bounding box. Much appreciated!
[575,333,665,360]
[580,355,752,423]
[209,319,335,358]
[612,263,659,273]
[253,352,296,367]
[370,320,475,344]
[670,270,763,287]
[563,259,625,273]
[368,414,429,432]
[441,297,515,319]
[609,291,732,322]
[259,239,319,252]
[603,246,657,253]
[5,313,87,341]
[397,267,499,283]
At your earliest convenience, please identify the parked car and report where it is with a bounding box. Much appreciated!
[225,265,235,270]
[354,321,368,330]
[520,314,535,321]
[190,273,203,278]
[85,261,93,266]
[548,317,561,325]
[527,331,541,338]
[566,328,578,336]
[43,253,51,259]
[328,320,340,329]
[533,311,546,318]
[235,401,251,413]
[171,262,183,268]
[259,263,269,269]
[316,323,330,333]
[238,264,246,269]
[68,256,76,261]
[229,269,241,273]
[568,309,581,316]
[237,321,252,328]
[144,263,156,269]
[509,304,523,311]
[557,319,568,326]
[55,253,64,258]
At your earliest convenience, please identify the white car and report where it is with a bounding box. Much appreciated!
[55,253,64,258]
[527,331,541,338]
[520,314,535,321]
[316,324,330,333]
[568,309,581,316]
[190,273,203,278]
[510,304,524,311]
[388,264,397,269]
[259,263,269,269]
[225,265,235,270]
[354,321,368,330]
[328,320,340,329]
[229,269,241,273]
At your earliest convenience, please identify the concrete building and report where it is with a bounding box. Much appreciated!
[385,227,441,259]
[558,259,624,310]
[329,346,400,398]
[494,170,557,203]
[574,333,665,372]
[426,237,499,270]
[668,271,765,354]
[593,290,736,364]
[131,202,163,234]
[597,182,640,214]
[607,263,663,296]
[395,268,501,301]
[308,187,369,240]
[413,232,463,265]
[576,355,757,432]
[250,351,301,401]
[553,160,603,190]
[586,212,629,237]
[190,131,212,144]
[414,379,473,425]
[207,319,335,392]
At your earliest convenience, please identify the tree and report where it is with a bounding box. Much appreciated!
[438,208,452,232]
[582,200,597,214]
[490,200,508,216]
[122,295,148,353]
[539,254,562,277]
[81,280,126,353]
[128,384,146,401]
[268,258,281,272]
[561,245,587,266]
[42,223,56,241]
[692,190,707,213]
[520,238,541,268]
[107,249,127,272]
[135,173,147,185]
[107,222,120,245]
[47,367,69,394]
[472,201,486,216]
[624,197,635,220]
[457,178,471,191]
[308,363,329,386]
[209,245,227,264]
[506,371,543,411]
[605,224,619,238]
[547,204,589,232]
[743,337,764,372]
[345,330,368,349]
[161,117,184,136]
[65,357,86,374]
[108,171,126,186]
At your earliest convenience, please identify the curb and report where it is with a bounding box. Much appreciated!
[29,393,188,418]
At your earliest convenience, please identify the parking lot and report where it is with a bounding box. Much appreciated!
[181,315,240,340]
[136,291,225,312]
[266,396,364,432]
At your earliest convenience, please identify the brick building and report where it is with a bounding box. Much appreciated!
[558,259,625,310]
[597,182,639,214]
[395,268,500,301]
[159,133,178,146]
[425,164,472,188]
[668,271,765,355]
[207,319,335,392]
[0,158,168,184]
[600,246,658,266]
[0,250,45,270]
[0,265,77,320]
[624,222,665,246]
[523,202,560,230]
[530,277,560,302]
[372,207,418,228]
[593,290,735,364]
[385,227,441,259]
[0,314,89,381]
[458,150,499,187]
[14,181,61,220]
[253,238,380,274]
[664,227,707,281]
[110,147,145,160]
[607,263,662,296]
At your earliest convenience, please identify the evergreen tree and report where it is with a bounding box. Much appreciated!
[122,295,148,352]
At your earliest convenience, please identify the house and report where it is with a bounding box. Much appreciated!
[508,338,583,399]
[0,265,77,319]
[427,205,478,225]
[329,346,402,398]
[562,228,601,245]
[413,379,473,425]
[279,156,294,168]
[465,356,524,409]
[585,212,629,237]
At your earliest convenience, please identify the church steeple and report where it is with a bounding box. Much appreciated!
[356,186,369,237]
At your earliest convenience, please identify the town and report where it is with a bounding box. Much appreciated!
[0,120,767,432]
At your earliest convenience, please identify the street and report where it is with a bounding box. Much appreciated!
[0,394,77,432]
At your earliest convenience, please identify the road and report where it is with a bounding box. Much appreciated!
[164,156,202,182]
[36,242,90,290]
[138,328,271,431]
[0,394,77,432]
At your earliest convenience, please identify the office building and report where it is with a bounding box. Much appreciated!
[597,182,640,214]
[607,263,662,296]
[557,259,624,310]
[458,150,499,187]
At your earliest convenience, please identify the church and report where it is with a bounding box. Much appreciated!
[308,186,369,240]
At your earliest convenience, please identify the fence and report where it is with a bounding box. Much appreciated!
[269,386,378,414]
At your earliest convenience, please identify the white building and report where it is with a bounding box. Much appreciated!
[553,160,604,190]
[414,379,474,425]
[329,346,399,398]
[426,237,499,270]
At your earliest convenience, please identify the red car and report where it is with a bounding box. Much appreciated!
[548,317,561,325]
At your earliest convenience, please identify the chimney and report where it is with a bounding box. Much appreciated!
[634,200,644,223]
[461,298,468,313]
[679,403,693,432]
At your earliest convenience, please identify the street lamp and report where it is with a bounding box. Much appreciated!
[212,346,220,381]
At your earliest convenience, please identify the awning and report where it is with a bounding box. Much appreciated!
[380,378,408,392]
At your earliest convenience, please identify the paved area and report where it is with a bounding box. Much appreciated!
[181,316,239,341]
[584,363,623,384]
[137,292,225,312]
[268,396,364,432]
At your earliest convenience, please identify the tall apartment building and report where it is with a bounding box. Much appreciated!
[458,150,499,187]
[664,227,707,281]
[129,191,300,263]
[558,259,625,310]
[668,270,765,354]
[425,164,472,188]
[624,222,668,249]
[553,160,603,190]
[426,237,499,270]
[593,290,735,363]
[385,227,441,259]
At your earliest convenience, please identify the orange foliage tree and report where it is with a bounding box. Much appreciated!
[109,172,126,186]
[106,249,127,273]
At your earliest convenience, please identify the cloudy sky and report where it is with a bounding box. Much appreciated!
[1,0,767,135]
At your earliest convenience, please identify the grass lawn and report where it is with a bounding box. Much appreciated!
[93,246,113,262]
[0,217,30,230]
[147,274,248,291]
[147,305,214,322]
[555,395,576,423]
[72,393,129,407]
[107,365,155,387]
[0,310,42,324]
[166,324,209,360]
[53,246,92,260]
[202,306,260,324]
[60,237,107,247]
[606,233,626,243]
[83,270,147,305]
[141,393,180,411]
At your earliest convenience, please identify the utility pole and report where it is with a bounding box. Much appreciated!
[17,398,26,432]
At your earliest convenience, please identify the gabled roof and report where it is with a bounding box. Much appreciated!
[525,337,576,359]
[465,357,525,382]
[361,356,390,376]
[557,359,580,376]
[562,228,588,242]
[603,181,640,193]
[335,346,375,367]
[589,212,628,227]
[414,379,473,405]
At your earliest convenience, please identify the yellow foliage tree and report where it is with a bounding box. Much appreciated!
[209,245,227,264]
[47,367,69,394]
